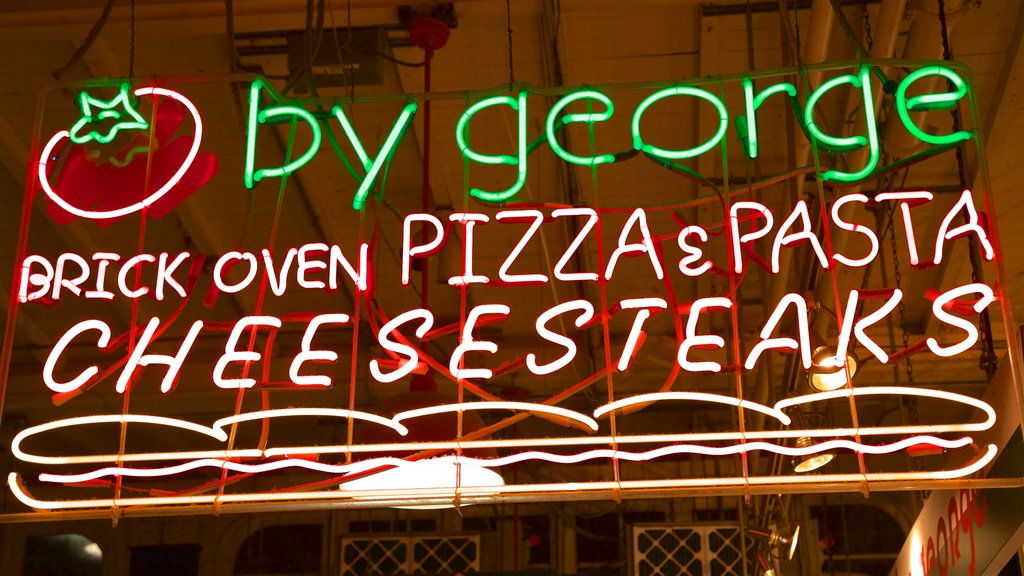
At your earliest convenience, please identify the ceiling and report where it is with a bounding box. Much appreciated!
[0,0,1022,514]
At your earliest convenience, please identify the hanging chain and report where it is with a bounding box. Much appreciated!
[506,0,515,90]
[129,0,136,80]
[938,0,998,379]
[888,198,915,387]
[861,0,873,52]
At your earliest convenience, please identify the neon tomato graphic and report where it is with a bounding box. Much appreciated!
[38,84,218,226]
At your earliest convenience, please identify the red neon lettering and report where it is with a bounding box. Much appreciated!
[875,191,932,266]
[213,316,282,388]
[617,298,667,371]
[677,226,712,276]
[831,193,878,267]
[552,208,599,282]
[85,252,120,300]
[527,300,594,376]
[729,201,773,274]
[934,190,995,265]
[605,208,664,280]
[448,213,490,286]
[677,297,732,372]
[927,283,995,357]
[449,304,510,380]
[213,251,258,294]
[289,313,350,386]
[495,209,548,284]
[771,200,829,272]
[745,293,811,370]
[370,309,433,383]
[43,320,112,393]
[402,213,445,285]
[117,317,204,393]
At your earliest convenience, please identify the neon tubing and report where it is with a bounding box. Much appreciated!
[392,402,599,432]
[595,392,791,425]
[38,87,203,220]
[9,445,997,510]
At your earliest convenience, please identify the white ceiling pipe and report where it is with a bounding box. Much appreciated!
[882,0,970,157]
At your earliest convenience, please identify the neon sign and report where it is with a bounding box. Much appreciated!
[2,59,1014,516]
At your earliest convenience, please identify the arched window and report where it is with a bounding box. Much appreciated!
[234,524,323,576]
[23,533,102,576]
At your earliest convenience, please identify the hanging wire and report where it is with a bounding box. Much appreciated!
[53,0,117,79]
[861,0,873,52]
[937,0,998,380]
[506,0,515,89]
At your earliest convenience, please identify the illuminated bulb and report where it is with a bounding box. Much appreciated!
[82,542,102,559]
[808,346,858,391]
[339,457,505,510]
[793,437,835,473]
[774,524,800,560]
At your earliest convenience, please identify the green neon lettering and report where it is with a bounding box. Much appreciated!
[69,84,149,145]
[896,66,972,146]
[632,86,728,160]
[332,101,418,209]
[456,92,528,203]
[804,66,879,183]
[740,78,797,159]
[545,90,615,166]
[244,79,323,189]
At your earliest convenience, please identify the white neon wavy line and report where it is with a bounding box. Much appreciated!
[36,435,972,484]
[595,392,792,425]
[12,414,226,465]
[213,408,409,437]
[37,86,203,220]
[8,445,998,510]
[775,386,996,432]
[392,402,599,432]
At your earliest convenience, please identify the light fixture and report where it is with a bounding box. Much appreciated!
[339,457,504,510]
[750,524,801,560]
[807,345,858,391]
[792,436,835,473]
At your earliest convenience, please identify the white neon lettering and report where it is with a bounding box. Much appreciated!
[402,214,445,286]
[117,254,155,299]
[934,190,995,265]
[329,243,369,291]
[927,283,996,357]
[771,200,829,272]
[495,209,548,284]
[43,320,111,393]
[51,253,90,299]
[552,208,599,282]
[289,313,350,386]
[370,309,434,383]
[213,252,258,294]
[85,252,120,300]
[18,255,53,303]
[745,293,811,370]
[875,191,932,266]
[678,297,733,372]
[117,317,204,393]
[213,316,282,389]
[156,252,190,300]
[831,194,878,267]
[730,201,774,274]
[605,208,664,280]
[448,213,490,286]
[527,300,594,376]
[262,248,297,296]
[677,226,712,276]
[297,243,328,290]
[617,298,667,371]
[449,304,510,380]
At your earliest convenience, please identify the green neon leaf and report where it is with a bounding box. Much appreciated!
[632,86,728,160]
[457,92,529,203]
[69,84,149,145]
[896,66,973,146]
[546,90,615,166]
[332,101,418,210]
